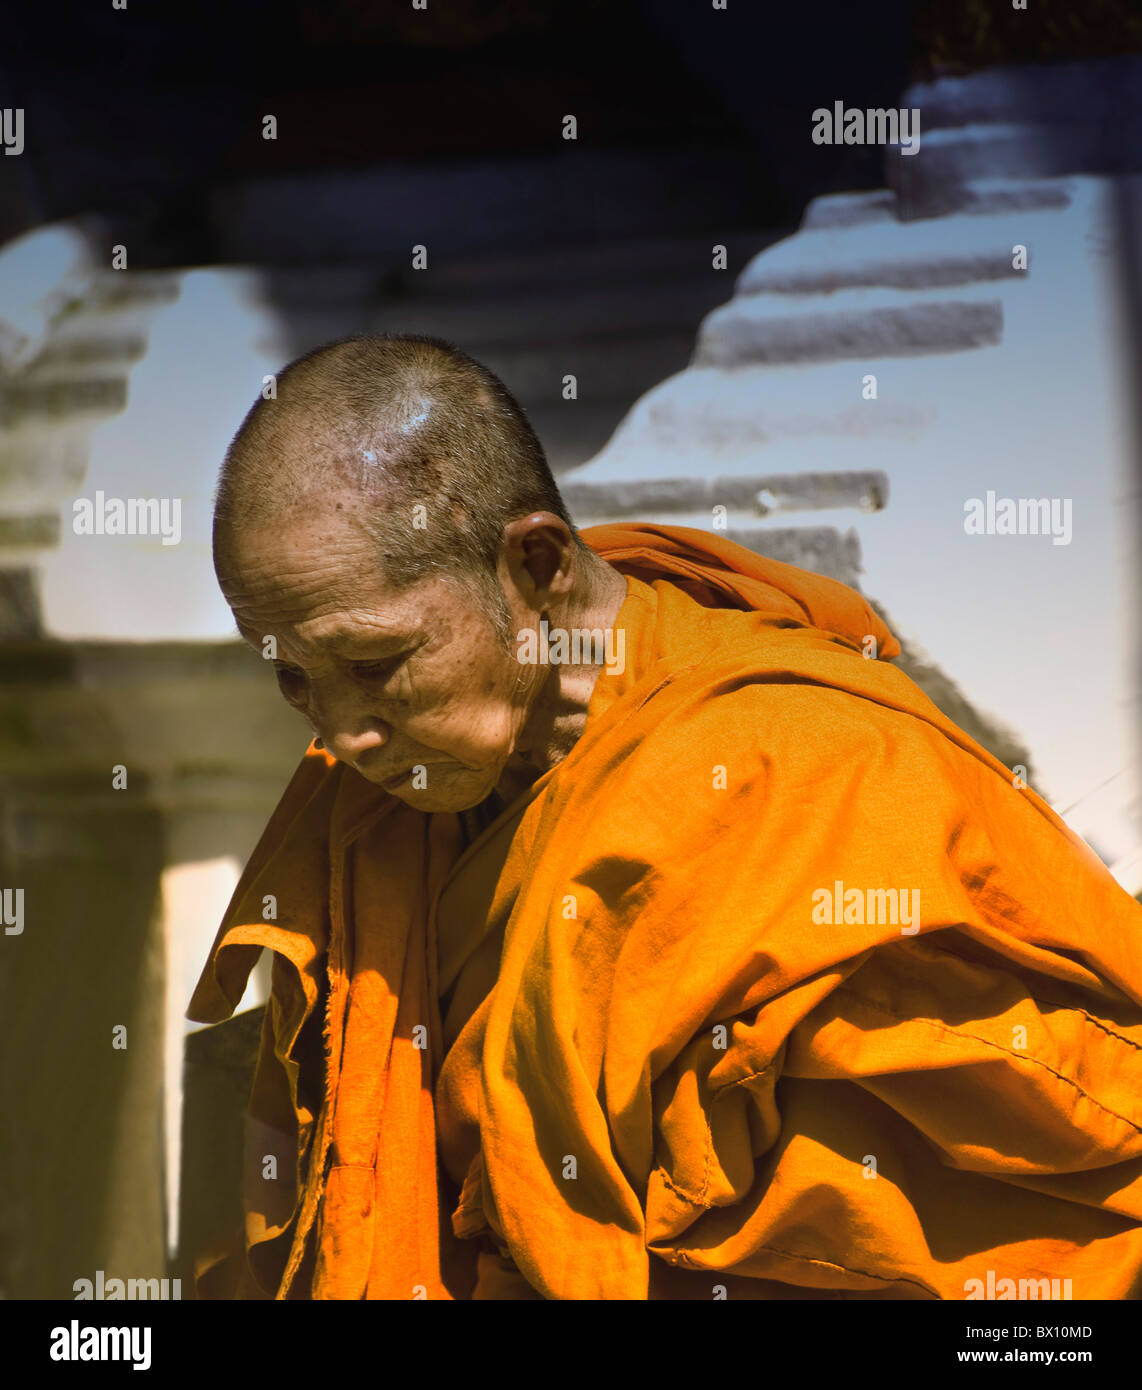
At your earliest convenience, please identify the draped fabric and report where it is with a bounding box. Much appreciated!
[188,524,1142,1300]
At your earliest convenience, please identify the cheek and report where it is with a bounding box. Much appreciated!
[408,656,521,754]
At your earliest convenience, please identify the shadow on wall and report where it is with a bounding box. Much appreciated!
[0,641,167,1300]
[178,1005,266,1296]
[0,634,308,1299]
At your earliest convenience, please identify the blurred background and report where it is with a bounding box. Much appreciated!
[0,0,1140,1299]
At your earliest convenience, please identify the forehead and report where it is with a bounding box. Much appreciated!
[217,516,471,650]
[221,503,371,587]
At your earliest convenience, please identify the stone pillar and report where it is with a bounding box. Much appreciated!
[0,633,302,1298]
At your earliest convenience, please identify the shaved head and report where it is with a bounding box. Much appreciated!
[213,332,588,637]
[210,332,628,812]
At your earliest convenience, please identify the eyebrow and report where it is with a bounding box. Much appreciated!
[234,621,416,657]
[321,624,413,649]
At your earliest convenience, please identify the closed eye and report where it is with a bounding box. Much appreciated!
[269,657,404,678]
[271,660,305,686]
[351,658,403,680]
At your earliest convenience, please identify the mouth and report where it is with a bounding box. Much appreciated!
[349,758,413,790]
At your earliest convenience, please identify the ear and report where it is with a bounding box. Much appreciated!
[500,514,576,605]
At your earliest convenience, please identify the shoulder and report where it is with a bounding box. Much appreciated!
[592,635,1006,834]
[637,639,928,765]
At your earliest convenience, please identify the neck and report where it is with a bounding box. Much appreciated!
[496,557,629,798]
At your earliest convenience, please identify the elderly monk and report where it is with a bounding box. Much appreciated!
[189,332,1142,1301]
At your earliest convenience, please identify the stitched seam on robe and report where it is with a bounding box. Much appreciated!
[657,1060,783,1210]
[826,983,1142,1137]
[690,1243,938,1295]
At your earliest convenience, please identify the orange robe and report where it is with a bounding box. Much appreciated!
[188,523,1142,1300]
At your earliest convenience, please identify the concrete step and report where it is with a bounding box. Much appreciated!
[0,428,91,516]
[696,283,1004,367]
[723,525,863,588]
[891,56,1142,215]
[18,333,149,382]
[907,54,1142,133]
[0,376,128,427]
[798,179,1076,234]
[801,191,898,230]
[893,124,1142,214]
[0,225,91,371]
[737,200,1064,296]
[0,242,186,610]
[76,272,182,316]
[568,359,939,485]
[562,468,887,523]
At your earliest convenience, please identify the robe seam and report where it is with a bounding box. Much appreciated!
[833,981,1142,1135]
[711,1060,781,1095]
[656,1061,782,1208]
[656,1165,710,1209]
[661,1238,936,1296]
[888,937,1142,1055]
[679,997,1140,1217]
[1034,1004,1142,1053]
[726,1242,937,1296]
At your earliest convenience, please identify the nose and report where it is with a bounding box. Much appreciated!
[310,684,391,767]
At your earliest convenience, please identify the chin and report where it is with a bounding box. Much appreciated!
[394,790,486,814]
[389,775,497,814]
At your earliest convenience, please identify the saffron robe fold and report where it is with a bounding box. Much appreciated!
[188,522,1142,1300]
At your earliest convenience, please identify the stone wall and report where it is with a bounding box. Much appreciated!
[566,55,1142,881]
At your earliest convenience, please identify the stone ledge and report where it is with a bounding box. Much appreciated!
[946,178,1074,217]
[802,192,898,230]
[0,514,60,547]
[723,525,863,588]
[696,294,1004,366]
[21,333,149,379]
[0,376,128,427]
[892,124,1142,214]
[564,470,888,521]
[905,55,1142,133]
[569,361,937,482]
[737,205,1059,298]
[79,273,182,314]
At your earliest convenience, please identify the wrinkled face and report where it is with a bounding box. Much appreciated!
[217,512,542,812]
